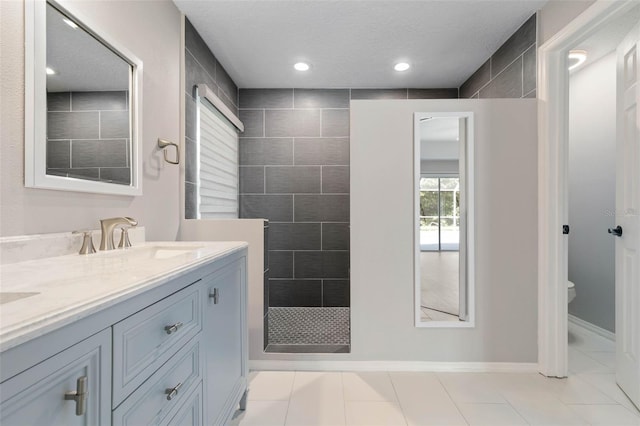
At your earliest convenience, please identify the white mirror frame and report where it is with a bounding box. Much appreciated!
[414,112,475,328]
[24,0,143,196]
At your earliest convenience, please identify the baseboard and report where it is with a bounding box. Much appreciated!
[568,314,615,342]
[249,360,538,373]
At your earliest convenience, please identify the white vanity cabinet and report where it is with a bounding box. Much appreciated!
[0,328,111,425]
[0,244,248,426]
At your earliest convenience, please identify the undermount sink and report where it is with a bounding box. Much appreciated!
[99,244,206,260]
[0,292,39,305]
[137,245,205,260]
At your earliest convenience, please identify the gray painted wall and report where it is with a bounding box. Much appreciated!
[539,0,595,45]
[238,88,458,310]
[1,0,182,239]
[568,52,616,332]
[184,18,239,220]
[460,14,537,99]
[349,99,538,362]
[47,91,130,185]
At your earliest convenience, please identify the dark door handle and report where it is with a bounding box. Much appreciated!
[608,226,623,237]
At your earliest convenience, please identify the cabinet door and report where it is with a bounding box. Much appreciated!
[0,328,111,426]
[203,259,247,425]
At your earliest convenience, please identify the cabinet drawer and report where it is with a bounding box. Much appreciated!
[161,381,203,426]
[112,284,202,406]
[113,338,202,426]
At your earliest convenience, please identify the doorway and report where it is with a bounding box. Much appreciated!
[538,0,640,410]
[566,17,620,373]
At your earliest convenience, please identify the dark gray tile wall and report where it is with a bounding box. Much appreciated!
[460,14,537,99]
[46,91,130,185]
[408,88,459,99]
[184,17,239,219]
[265,109,322,137]
[239,88,457,308]
[322,280,350,307]
[351,89,408,100]
[269,280,322,307]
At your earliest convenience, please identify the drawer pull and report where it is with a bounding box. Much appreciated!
[164,322,183,334]
[165,382,182,401]
[64,376,88,416]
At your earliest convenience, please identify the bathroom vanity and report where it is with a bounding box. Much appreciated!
[0,241,248,425]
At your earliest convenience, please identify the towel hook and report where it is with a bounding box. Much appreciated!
[158,138,179,165]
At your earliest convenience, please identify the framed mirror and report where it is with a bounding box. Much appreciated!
[25,0,143,195]
[414,112,475,327]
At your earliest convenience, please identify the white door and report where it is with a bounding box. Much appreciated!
[615,21,640,409]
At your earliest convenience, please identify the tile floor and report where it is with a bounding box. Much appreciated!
[232,322,640,425]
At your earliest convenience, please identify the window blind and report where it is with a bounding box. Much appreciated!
[197,97,239,218]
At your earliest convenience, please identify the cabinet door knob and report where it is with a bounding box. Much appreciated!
[209,288,219,304]
[165,382,182,400]
[164,322,183,334]
[64,376,88,416]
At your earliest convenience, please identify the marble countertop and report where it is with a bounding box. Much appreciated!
[0,241,248,351]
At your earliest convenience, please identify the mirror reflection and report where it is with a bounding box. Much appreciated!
[45,3,132,185]
[416,115,470,324]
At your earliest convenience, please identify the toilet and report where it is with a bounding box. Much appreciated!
[568,280,576,303]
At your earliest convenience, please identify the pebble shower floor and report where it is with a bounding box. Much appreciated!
[267,307,350,346]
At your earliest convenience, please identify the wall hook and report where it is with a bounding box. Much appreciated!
[158,138,179,165]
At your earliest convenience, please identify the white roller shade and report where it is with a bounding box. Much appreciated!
[197,96,239,218]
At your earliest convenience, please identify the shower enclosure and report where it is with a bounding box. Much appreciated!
[237,88,352,354]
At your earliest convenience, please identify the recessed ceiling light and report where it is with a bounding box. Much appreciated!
[46,67,56,75]
[568,50,587,71]
[62,18,78,29]
[394,62,410,72]
[294,62,310,71]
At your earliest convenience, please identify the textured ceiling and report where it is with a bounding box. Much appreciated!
[173,0,547,89]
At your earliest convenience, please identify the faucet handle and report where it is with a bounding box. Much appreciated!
[118,227,133,249]
[72,230,96,255]
[123,217,138,227]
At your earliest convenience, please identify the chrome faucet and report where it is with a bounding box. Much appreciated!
[99,217,138,250]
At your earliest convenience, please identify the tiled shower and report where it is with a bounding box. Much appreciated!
[238,88,352,352]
